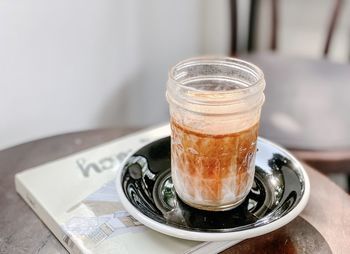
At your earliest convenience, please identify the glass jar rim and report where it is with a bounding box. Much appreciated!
[168,56,265,94]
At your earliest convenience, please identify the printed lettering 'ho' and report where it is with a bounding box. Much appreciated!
[76,151,130,177]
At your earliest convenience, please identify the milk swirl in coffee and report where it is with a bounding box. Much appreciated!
[171,119,258,209]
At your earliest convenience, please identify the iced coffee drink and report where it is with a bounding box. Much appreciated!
[166,57,265,211]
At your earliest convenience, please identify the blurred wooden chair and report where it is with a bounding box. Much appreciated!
[229,0,350,188]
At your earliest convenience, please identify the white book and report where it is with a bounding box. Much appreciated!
[15,124,239,254]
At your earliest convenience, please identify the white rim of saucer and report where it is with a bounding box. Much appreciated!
[115,137,310,242]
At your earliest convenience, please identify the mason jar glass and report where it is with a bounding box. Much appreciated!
[166,56,265,211]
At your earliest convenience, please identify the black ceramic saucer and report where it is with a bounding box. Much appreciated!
[115,137,310,241]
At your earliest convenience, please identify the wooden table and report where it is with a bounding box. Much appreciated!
[0,129,349,253]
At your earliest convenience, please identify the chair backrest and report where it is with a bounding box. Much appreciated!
[229,0,343,57]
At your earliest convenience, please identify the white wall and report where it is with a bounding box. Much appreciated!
[0,0,231,149]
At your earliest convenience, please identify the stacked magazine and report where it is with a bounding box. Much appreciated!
[15,125,239,254]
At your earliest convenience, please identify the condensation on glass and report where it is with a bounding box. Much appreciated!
[166,57,265,211]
